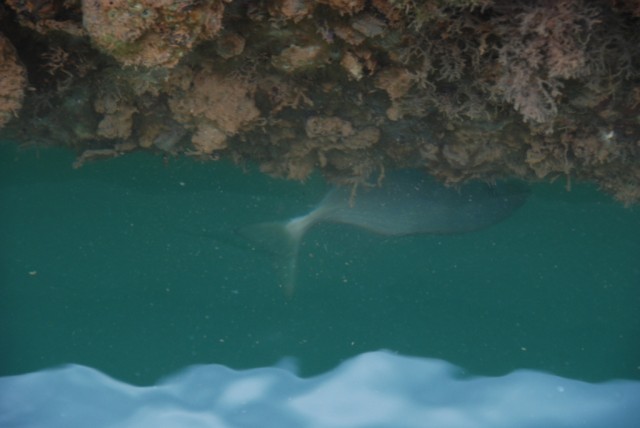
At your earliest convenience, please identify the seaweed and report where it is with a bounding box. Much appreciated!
[1,0,639,203]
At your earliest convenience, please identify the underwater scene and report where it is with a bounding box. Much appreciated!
[1,143,639,427]
[2,0,640,426]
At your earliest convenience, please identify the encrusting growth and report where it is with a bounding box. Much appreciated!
[1,0,639,203]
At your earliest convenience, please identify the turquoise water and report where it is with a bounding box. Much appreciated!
[1,142,638,385]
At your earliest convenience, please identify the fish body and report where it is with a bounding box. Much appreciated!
[241,170,529,294]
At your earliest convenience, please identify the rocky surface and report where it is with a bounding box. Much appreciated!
[1,0,639,203]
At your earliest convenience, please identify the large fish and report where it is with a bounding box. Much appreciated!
[241,170,529,295]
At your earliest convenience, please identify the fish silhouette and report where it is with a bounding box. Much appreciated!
[241,170,529,295]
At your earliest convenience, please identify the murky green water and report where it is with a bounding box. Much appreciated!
[1,142,638,385]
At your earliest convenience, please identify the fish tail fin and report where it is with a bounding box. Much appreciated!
[238,218,308,296]
[277,251,298,298]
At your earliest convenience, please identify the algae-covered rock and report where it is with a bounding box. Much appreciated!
[0,33,26,128]
[1,0,639,203]
[82,0,225,68]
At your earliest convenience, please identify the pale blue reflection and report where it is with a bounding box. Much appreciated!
[1,351,638,428]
